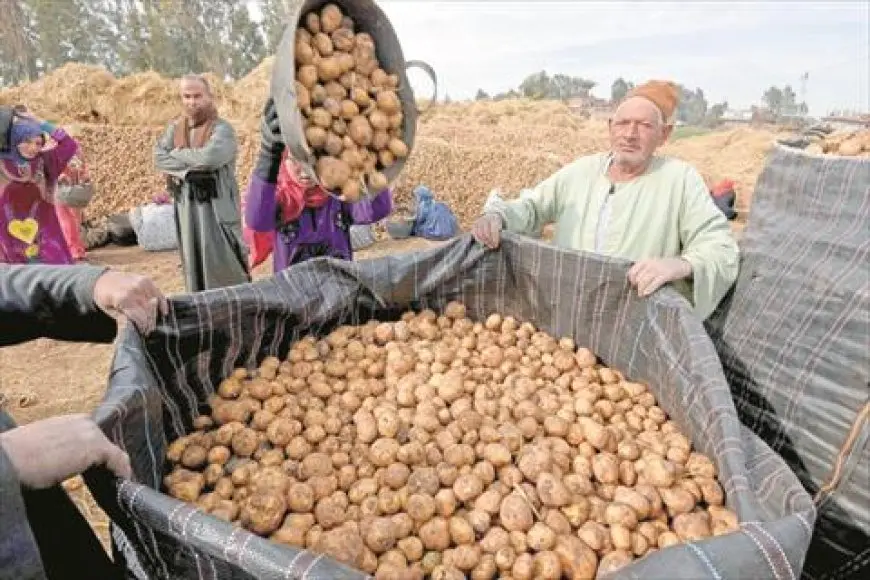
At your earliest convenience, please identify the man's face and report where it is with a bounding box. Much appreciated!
[180,80,211,118]
[609,97,672,169]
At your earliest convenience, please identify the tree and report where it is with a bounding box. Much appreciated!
[475,89,489,101]
[763,86,784,115]
[676,86,708,125]
[260,0,290,50]
[0,0,39,84]
[226,4,267,79]
[517,70,596,100]
[610,78,633,103]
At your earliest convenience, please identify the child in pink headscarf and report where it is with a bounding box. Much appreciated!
[0,112,79,264]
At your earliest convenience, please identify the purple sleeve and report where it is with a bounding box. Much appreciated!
[245,173,278,232]
[42,129,79,184]
[349,188,394,225]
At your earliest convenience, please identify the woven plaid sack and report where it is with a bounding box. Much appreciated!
[90,233,815,579]
[707,143,870,580]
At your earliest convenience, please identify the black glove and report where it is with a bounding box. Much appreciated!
[0,106,13,153]
[186,170,218,203]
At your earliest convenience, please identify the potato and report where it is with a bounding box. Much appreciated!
[536,473,570,507]
[315,526,366,568]
[320,4,343,33]
[365,517,397,553]
[613,486,651,520]
[296,42,315,66]
[499,493,534,532]
[696,477,725,506]
[449,516,476,545]
[453,473,484,502]
[642,456,677,487]
[348,116,373,147]
[709,505,739,536]
[672,511,712,542]
[452,544,482,571]
[659,486,696,517]
[305,125,327,149]
[210,499,240,522]
[298,64,319,88]
[591,453,619,484]
[241,492,287,535]
[577,521,608,552]
[419,517,451,551]
[167,469,204,503]
[388,138,409,158]
[231,428,259,458]
[554,535,597,580]
[512,553,534,580]
[315,156,351,190]
[314,496,345,529]
[377,91,401,115]
[526,523,556,551]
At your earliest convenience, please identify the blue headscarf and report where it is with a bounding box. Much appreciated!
[0,121,44,163]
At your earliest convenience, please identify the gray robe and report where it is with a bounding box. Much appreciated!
[153,119,250,292]
[1,264,121,580]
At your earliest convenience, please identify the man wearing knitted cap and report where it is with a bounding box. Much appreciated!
[473,80,738,320]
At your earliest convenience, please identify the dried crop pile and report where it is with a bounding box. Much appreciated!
[0,64,244,127]
[293,3,409,200]
[806,129,870,156]
[74,124,260,221]
[163,303,739,579]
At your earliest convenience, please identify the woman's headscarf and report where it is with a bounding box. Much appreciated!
[0,121,45,163]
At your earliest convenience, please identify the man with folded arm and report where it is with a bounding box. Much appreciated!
[154,74,249,292]
[473,80,739,320]
[0,264,166,580]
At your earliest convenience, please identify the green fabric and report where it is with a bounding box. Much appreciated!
[154,119,249,292]
[493,153,739,319]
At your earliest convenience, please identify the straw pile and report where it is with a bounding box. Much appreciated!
[2,64,775,226]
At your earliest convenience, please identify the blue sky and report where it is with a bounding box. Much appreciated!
[369,1,869,116]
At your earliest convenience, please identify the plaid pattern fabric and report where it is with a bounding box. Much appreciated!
[92,233,814,579]
[707,144,870,580]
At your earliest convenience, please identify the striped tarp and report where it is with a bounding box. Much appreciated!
[707,143,870,580]
[91,233,815,579]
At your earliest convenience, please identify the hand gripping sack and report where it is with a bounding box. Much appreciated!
[707,142,870,580]
[91,233,814,579]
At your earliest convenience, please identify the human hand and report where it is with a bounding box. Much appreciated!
[472,213,504,249]
[93,270,169,334]
[0,414,132,489]
[628,257,693,297]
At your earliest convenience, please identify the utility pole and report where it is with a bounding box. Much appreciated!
[800,72,809,117]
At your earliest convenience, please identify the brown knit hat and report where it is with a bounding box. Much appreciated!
[626,80,681,123]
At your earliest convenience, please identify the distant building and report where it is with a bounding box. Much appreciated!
[720,109,753,123]
[567,96,611,120]
[820,114,870,131]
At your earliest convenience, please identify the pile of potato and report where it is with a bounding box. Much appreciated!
[293,3,409,201]
[164,304,739,579]
[805,128,870,156]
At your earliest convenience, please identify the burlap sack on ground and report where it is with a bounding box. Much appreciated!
[92,233,815,579]
[707,143,870,580]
